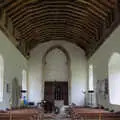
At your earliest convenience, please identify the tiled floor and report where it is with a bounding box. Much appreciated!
[44,113,71,120]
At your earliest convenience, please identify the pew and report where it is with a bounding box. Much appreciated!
[0,108,44,120]
[0,112,9,120]
[71,107,120,120]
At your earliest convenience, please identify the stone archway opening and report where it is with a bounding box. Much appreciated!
[42,46,71,107]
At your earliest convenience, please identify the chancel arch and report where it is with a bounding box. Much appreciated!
[42,46,71,104]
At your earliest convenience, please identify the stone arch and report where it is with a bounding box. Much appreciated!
[42,45,71,104]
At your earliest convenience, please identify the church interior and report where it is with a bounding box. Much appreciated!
[0,0,120,120]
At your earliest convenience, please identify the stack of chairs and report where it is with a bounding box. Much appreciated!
[0,108,44,120]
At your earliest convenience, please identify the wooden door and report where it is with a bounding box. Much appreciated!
[44,82,54,104]
[54,82,68,105]
[44,81,68,105]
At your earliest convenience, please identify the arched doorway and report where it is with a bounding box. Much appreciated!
[42,46,71,105]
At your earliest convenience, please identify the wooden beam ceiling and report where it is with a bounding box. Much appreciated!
[0,0,119,57]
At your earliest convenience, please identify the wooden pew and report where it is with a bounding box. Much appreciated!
[0,108,44,120]
[101,113,120,120]
[10,108,44,120]
[71,107,120,120]
[0,112,10,120]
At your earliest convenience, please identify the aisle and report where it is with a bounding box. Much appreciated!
[44,113,71,120]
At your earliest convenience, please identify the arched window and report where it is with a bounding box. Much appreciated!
[22,70,27,91]
[0,55,4,102]
[109,52,120,105]
[88,64,94,90]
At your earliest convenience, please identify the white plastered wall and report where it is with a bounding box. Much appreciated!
[28,40,87,106]
[88,25,120,111]
[0,30,28,110]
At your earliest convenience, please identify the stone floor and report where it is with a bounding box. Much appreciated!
[44,113,71,120]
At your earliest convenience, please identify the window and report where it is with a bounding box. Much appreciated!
[88,64,94,90]
[22,70,27,91]
[108,52,120,105]
[0,55,4,102]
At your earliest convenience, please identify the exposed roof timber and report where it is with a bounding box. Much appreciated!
[20,23,97,43]
[99,0,116,8]
[22,28,95,41]
[0,0,118,57]
[28,34,90,51]
[5,0,114,14]
[20,17,99,32]
[19,23,97,42]
[14,13,103,32]
[0,0,13,7]
[11,4,107,25]
[17,19,98,36]
[11,8,107,26]
[15,20,103,43]
[6,0,112,26]
[8,2,108,20]
[88,16,120,57]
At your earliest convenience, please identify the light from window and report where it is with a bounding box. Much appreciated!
[22,70,27,91]
[109,52,120,105]
[0,55,4,102]
[89,64,94,90]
